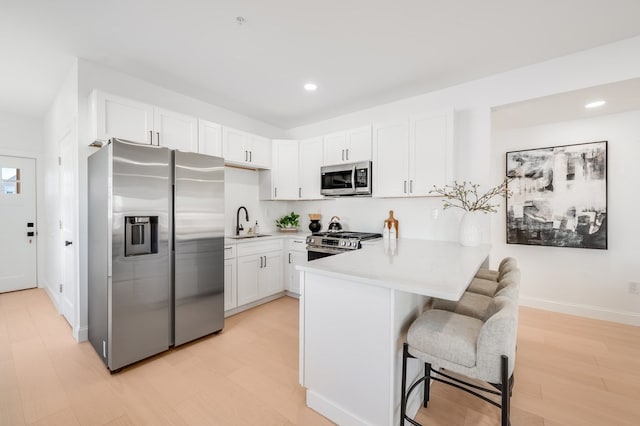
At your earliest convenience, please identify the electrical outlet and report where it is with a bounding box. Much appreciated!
[629,282,640,295]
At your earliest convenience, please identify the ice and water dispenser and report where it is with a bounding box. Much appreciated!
[124,216,158,256]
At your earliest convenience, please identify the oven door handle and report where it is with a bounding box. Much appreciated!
[306,245,350,255]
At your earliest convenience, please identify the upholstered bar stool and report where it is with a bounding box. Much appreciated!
[432,279,520,320]
[467,268,521,297]
[474,257,518,282]
[400,297,518,426]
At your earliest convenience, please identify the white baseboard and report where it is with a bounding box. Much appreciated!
[44,285,62,313]
[519,296,640,326]
[73,325,88,342]
[224,291,287,317]
[306,390,370,426]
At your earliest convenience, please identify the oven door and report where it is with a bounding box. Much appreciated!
[307,246,350,261]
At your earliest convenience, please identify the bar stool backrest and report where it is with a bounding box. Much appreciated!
[477,296,518,383]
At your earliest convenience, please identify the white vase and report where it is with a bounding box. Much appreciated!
[459,211,481,247]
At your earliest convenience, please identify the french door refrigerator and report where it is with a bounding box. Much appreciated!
[88,139,224,371]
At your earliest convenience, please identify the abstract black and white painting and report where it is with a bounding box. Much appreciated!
[506,141,607,249]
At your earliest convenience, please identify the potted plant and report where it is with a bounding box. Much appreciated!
[275,211,300,232]
[429,179,511,246]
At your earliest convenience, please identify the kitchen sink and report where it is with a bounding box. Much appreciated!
[227,234,272,240]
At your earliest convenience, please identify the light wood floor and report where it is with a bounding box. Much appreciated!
[1,289,639,425]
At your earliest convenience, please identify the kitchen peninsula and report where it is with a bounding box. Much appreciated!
[297,239,490,426]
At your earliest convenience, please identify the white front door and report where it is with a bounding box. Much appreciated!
[59,130,77,326]
[0,155,37,293]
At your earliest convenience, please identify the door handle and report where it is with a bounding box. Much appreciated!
[65,241,73,246]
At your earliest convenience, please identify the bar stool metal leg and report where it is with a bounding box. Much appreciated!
[423,362,431,408]
[401,343,409,426]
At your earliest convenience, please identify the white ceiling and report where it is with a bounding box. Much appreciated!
[492,78,640,130]
[2,0,640,128]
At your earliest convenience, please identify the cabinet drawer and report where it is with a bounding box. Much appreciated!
[224,244,236,260]
[289,238,307,252]
[236,239,284,257]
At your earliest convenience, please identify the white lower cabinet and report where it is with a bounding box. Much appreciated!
[235,240,284,307]
[286,238,307,295]
[224,244,237,311]
[224,258,237,310]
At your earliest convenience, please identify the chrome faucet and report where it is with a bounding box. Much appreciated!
[236,206,249,235]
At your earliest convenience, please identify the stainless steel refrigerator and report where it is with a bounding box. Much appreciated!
[88,139,224,371]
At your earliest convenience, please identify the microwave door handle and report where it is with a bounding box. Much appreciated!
[351,166,356,191]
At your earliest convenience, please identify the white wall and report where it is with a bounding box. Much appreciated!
[491,110,640,325]
[225,167,290,236]
[0,110,45,289]
[42,61,78,327]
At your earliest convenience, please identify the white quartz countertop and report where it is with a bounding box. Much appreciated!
[297,238,490,301]
[224,231,310,245]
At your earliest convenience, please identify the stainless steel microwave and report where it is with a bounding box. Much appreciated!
[321,161,372,196]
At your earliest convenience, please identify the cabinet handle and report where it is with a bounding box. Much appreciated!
[298,187,301,198]
[263,256,267,268]
[260,256,263,268]
[149,130,153,145]
[341,149,344,161]
[410,180,413,193]
[244,150,247,161]
[346,148,349,160]
[156,132,160,146]
[403,180,407,193]
[274,187,277,198]
[249,151,252,162]
[288,253,292,264]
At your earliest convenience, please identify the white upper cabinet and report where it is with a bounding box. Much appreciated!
[90,91,154,145]
[373,110,454,198]
[409,111,454,196]
[298,137,323,200]
[90,90,198,151]
[271,139,300,200]
[248,134,272,169]
[222,126,272,169]
[153,107,198,151]
[372,119,410,197]
[260,137,324,201]
[198,120,223,157]
[322,126,372,165]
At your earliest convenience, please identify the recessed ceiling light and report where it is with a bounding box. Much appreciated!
[585,100,606,109]
[304,83,317,92]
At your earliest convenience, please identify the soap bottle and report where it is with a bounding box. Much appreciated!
[254,221,260,235]
[389,223,397,240]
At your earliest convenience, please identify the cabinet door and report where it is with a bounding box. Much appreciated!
[272,140,300,199]
[409,110,454,196]
[247,134,272,169]
[259,252,284,298]
[323,131,347,165]
[237,255,260,306]
[287,251,306,294]
[345,126,372,162]
[154,108,198,151]
[224,258,237,310]
[299,137,323,199]
[372,119,410,197]
[92,91,154,144]
[223,126,248,164]
[198,120,222,157]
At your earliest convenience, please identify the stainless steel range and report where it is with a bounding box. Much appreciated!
[306,231,383,261]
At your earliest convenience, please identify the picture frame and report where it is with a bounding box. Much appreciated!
[505,141,607,249]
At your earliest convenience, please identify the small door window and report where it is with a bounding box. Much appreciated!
[1,167,20,195]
